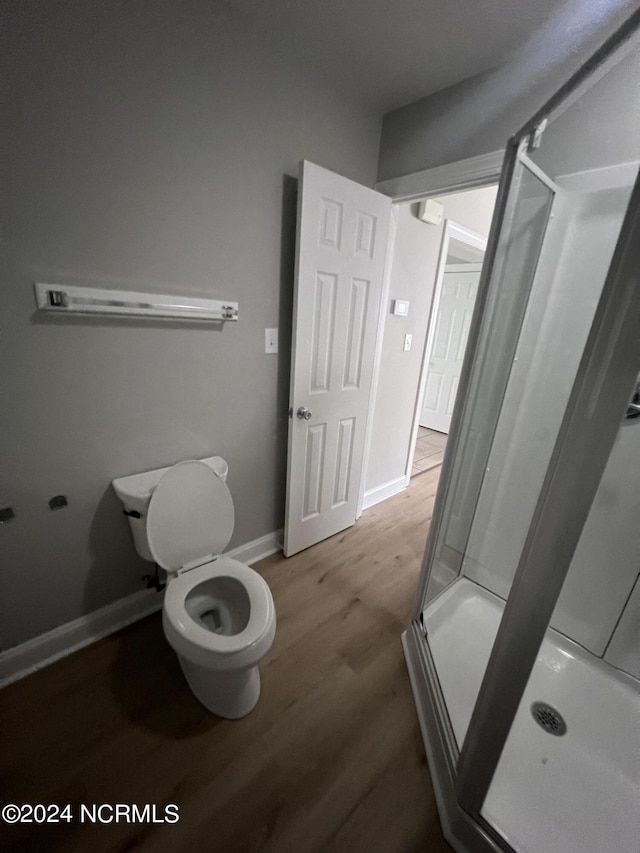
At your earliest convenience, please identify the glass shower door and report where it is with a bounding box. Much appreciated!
[407,15,640,853]
[420,155,555,749]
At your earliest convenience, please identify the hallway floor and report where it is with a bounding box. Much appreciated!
[0,468,452,853]
[412,426,447,477]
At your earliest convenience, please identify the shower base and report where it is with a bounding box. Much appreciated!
[423,578,640,853]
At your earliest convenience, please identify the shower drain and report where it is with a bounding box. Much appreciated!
[530,701,567,736]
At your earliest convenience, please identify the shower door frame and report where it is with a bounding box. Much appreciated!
[403,12,640,853]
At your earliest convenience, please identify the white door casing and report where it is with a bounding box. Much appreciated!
[284,161,392,556]
[420,266,482,433]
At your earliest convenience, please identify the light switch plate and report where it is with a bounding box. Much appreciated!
[265,328,278,354]
[403,333,413,352]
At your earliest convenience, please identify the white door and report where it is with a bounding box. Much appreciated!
[420,266,482,433]
[284,161,391,556]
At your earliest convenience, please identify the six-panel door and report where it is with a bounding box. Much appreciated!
[284,161,391,556]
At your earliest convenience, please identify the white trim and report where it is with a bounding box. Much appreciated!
[0,590,164,690]
[226,528,282,565]
[406,221,487,476]
[444,263,484,274]
[0,529,282,689]
[357,204,399,519]
[362,474,408,510]
[376,151,504,203]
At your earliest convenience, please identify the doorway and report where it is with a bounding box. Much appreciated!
[394,187,498,482]
[411,225,487,477]
[419,246,485,432]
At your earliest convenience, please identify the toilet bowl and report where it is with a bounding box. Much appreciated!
[162,557,275,717]
[114,458,276,718]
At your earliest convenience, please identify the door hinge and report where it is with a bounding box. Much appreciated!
[528,117,548,152]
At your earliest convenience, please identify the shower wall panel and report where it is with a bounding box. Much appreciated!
[463,171,639,657]
[605,574,640,678]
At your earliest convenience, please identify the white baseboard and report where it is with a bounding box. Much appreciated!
[0,589,163,691]
[0,529,282,689]
[226,528,282,566]
[362,475,408,510]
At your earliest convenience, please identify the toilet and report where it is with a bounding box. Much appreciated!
[113,458,276,718]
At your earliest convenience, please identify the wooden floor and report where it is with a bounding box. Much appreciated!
[412,428,447,478]
[0,467,452,853]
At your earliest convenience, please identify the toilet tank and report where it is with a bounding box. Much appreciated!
[112,456,228,562]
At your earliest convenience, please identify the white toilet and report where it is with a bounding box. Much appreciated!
[113,457,276,718]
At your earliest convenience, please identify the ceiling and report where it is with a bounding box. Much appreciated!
[222,0,568,114]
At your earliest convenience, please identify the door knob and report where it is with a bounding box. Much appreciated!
[297,406,312,420]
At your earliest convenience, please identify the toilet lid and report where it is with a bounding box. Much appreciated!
[147,460,234,572]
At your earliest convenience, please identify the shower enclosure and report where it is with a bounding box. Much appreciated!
[403,15,640,853]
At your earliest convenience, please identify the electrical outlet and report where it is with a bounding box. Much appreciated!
[265,328,278,354]
[403,333,412,352]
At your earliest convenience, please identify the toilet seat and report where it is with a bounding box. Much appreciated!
[163,556,275,669]
[147,459,235,573]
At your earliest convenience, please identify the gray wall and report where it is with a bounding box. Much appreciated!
[532,45,640,178]
[377,0,639,182]
[0,0,381,649]
[365,187,497,493]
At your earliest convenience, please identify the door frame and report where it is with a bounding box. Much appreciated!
[356,151,503,516]
[409,222,487,471]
